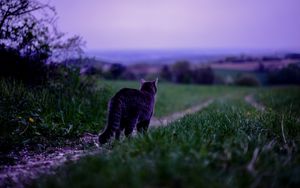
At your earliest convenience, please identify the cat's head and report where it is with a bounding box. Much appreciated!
[140,78,158,94]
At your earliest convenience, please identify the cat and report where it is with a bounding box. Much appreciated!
[98,78,158,144]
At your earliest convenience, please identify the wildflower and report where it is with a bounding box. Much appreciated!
[29,117,35,123]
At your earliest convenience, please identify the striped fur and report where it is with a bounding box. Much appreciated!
[99,79,157,144]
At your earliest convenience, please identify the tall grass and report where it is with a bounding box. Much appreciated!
[255,86,300,117]
[0,74,111,151]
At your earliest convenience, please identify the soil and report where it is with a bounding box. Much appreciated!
[245,94,265,112]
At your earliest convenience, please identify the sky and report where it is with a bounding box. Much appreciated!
[50,0,300,51]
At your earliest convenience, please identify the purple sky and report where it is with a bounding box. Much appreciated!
[50,0,300,51]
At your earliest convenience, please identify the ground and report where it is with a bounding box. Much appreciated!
[1,81,299,187]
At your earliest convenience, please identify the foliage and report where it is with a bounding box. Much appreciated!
[0,68,111,152]
[192,66,214,84]
[285,53,300,60]
[171,61,192,83]
[0,0,85,85]
[105,63,127,79]
[0,0,54,57]
[160,65,172,81]
[119,70,137,80]
[256,86,300,117]
[0,45,49,85]
[235,74,260,86]
[268,64,300,85]
[160,61,215,84]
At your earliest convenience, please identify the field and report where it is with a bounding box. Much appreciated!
[22,81,299,188]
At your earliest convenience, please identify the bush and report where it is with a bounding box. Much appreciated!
[234,74,260,86]
[160,62,215,84]
[193,66,214,84]
[120,70,137,80]
[171,61,193,83]
[0,67,112,152]
[160,65,172,81]
[0,46,49,85]
[107,63,126,79]
[268,64,300,85]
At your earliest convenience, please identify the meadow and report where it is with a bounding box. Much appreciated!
[23,81,299,187]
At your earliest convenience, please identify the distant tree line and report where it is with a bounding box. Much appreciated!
[268,64,300,85]
[160,61,215,84]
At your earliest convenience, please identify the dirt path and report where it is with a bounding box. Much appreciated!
[0,134,100,188]
[150,99,214,127]
[245,94,265,112]
[0,99,213,187]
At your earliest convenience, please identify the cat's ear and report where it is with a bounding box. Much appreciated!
[140,78,146,84]
[154,78,158,86]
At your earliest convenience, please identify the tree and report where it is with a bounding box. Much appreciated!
[160,65,172,81]
[0,0,55,58]
[193,66,215,84]
[0,0,85,85]
[0,0,85,62]
[268,64,300,85]
[109,63,126,79]
[171,61,192,83]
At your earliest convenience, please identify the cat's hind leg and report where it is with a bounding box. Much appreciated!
[115,124,125,140]
[136,119,150,134]
[99,129,113,144]
[124,118,138,137]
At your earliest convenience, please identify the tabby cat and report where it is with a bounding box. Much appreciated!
[98,78,158,144]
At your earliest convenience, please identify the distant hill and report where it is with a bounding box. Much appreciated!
[86,49,299,65]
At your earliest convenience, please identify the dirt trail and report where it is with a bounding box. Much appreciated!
[0,134,100,188]
[150,99,214,127]
[245,94,265,112]
[0,98,213,187]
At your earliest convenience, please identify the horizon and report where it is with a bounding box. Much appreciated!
[86,47,300,54]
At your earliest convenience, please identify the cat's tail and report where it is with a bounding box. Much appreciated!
[99,96,122,144]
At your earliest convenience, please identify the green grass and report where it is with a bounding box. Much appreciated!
[0,78,111,151]
[31,87,300,188]
[255,86,300,117]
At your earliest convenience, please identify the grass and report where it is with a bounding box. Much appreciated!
[0,77,111,152]
[255,86,300,117]
[30,86,300,188]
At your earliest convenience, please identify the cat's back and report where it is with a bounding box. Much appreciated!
[112,88,154,106]
[114,88,141,98]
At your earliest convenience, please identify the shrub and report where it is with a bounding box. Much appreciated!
[106,63,126,79]
[171,61,193,83]
[234,74,260,86]
[0,66,112,152]
[192,66,214,84]
[0,46,49,85]
[160,65,172,81]
[120,70,137,80]
[268,64,300,85]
